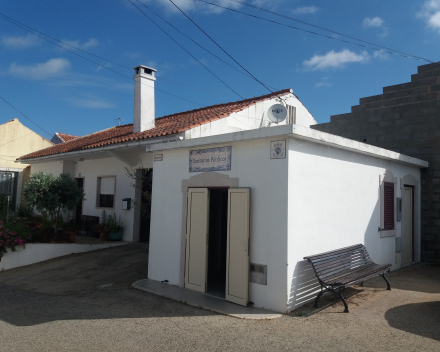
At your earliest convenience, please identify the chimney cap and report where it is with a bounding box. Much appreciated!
[133,65,157,71]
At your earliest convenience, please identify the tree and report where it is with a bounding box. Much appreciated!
[23,172,85,231]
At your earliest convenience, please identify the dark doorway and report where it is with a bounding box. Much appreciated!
[75,178,84,222]
[207,188,228,298]
[139,169,153,242]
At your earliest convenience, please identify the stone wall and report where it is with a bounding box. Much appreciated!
[311,62,440,263]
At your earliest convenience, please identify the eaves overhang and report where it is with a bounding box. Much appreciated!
[144,124,429,169]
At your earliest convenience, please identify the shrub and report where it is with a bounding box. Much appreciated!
[23,172,85,231]
[0,219,32,258]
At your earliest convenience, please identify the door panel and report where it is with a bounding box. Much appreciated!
[185,188,209,292]
[225,188,250,306]
[402,187,413,266]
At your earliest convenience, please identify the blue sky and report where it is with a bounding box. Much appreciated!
[1,0,439,139]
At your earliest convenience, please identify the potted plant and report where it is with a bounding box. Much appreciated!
[62,221,78,243]
[108,213,123,241]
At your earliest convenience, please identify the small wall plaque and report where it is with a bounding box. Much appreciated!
[189,146,231,172]
[154,154,163,162]
[270,140,286,159]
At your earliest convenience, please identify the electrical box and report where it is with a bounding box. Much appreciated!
[396,198,402,221]
[122,198,131,210]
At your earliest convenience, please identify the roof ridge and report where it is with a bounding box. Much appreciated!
[156,88,291,121]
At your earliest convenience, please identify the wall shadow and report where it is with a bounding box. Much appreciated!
[288,260,321,311]
[363,264,440,293]
[385,301,440,341]
[0,283,213,327]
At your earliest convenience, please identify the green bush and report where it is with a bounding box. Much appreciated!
[23,172,85,231]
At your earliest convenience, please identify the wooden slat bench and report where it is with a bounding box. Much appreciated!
[304,244,392,313]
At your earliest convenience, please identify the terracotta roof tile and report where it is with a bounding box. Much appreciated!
[19,89,291,160]
[57,133,80,142]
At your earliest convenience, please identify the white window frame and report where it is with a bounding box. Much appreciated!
[96,175,116,209]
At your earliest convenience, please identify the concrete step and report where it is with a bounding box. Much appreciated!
[417,62,440,74]
[412,68,440,81]
[361,92,437,111]
[329,113,353,122]
[383,76,438,93]
[352,99,438,113]
[360,86,435,105]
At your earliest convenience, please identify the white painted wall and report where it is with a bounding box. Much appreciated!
[148,137,289,312]
[29,157,138,242]
[286,137,421,311]
[0,242,127,270]
[185,93,317,139]
[30,160,64,176]
[75,157,137,241]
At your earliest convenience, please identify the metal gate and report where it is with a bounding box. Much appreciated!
[0,171,18,211]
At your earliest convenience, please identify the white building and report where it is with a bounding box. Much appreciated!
[18,65,427,313]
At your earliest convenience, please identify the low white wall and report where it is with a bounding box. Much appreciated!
[0,242,127,271]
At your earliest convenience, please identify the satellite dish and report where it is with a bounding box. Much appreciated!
[267,104,287,123]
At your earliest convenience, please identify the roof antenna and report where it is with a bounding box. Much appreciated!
[116,118,125,126]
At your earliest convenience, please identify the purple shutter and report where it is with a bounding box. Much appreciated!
[384,182,394,230]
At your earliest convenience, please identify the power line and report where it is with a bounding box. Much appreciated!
[135,1,279,91]
[129,0,243,98]
[0,12,229,94]
[0,96,52,138]
[197,0,435,63]
[225,0,434,63]
[168,0,273,93]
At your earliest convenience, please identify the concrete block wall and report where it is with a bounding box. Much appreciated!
[312,62,440,263]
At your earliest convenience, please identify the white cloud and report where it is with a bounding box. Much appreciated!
[61,38,99,50]
[141,0,242,14]
[417,0,440,33]
[373,50,389,60]
[68,98,116,109]
[8,58,71,80]
[363,16,384,28]
[303,49,369,71]
[315,81,332,88]
[1,34,40,49]
[291,6,319,15]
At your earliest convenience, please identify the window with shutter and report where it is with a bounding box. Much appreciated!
[97,176,115,208]
[383,181,394,230]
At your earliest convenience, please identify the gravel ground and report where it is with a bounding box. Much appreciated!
[0,244,439,352]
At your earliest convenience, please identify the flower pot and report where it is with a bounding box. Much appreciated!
[109,229,123,241]
[64,230,76,243]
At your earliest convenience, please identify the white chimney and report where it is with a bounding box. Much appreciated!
[133,65,156,133]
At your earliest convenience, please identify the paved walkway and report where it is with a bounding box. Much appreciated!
[0,244,439,351]
[132,279,281,319]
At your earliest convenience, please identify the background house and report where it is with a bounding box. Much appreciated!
[0,118,53,210]
[51,132,80,145]
[311,62,440,264]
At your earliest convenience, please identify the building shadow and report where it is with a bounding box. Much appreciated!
[385,301,440,341]
[288,260,321,312]
[0,283,213,327]
[363,264,440,293]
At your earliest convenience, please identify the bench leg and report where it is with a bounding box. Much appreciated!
[380,273,391,290]
[313,289,325,309]
[327,288,349,313]
[314,287,349,313]
[360,281,364,287]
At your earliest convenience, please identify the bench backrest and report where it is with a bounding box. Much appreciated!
[303,244,372,281]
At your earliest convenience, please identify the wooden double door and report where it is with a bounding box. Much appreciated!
[184,188,250,306]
